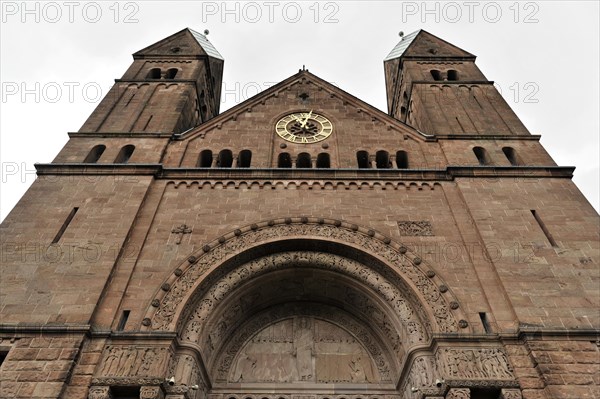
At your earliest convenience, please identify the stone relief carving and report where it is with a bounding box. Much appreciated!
[229,317,377,384]
[397,221,434,236]
[446,388,470,399]
[215,303,392,383]
[91,377,164,386]
[147,221,463,336]
[182,254,412,366]
[140,386,164,399]
[500,389,523,399]
[209,395,398,399]
[167,353,205,399]
[437,348,515,380]
[172,224,193,245]
[410,356,439,388]
[88,386,112,399]
[401,355,443,399]
[99,346,167,377]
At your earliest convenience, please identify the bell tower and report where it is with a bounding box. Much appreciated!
[79,28,223,134]
[384,30,529,135]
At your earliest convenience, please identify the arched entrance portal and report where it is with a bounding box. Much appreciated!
[142,219,475,398]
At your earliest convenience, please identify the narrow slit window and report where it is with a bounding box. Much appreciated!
[117,310,130,331]
[278,153,292,168]
[316,153,330,168]
[531,210,558,247]
[296,152,312,168]
[430,69,442,81]
[473,146,491,165]
[52,207,79,244]
[147,68,161,79]
[396,150,409,169]
[237,150,252,168]
[83,145,106,163]
[479,312,491,333]
[357,151,370,169]
[217,149,233,167]
[165,68,178,79]
[375,150,390,169]
[114,145,135,164]
[198,150,213,167]
[502,146,523,166]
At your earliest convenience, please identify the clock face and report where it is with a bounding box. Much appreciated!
[275,111,333,144]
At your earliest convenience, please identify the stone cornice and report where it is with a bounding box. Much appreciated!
[66,131,541,141]
[434,134,541,140]
[34,163,162,175]
[411,80,493,85]
[68,132,174,138]
[34,164,575,180]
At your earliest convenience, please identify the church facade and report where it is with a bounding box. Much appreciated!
[0,28,598,399]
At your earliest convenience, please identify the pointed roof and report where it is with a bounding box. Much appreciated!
[384,30,475,62]
[134,28,223,60]
[384,30,421,61]
[188,28,224,60]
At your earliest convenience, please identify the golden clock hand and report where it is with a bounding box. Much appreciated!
[293,114,303,124]
[301,110,313,128]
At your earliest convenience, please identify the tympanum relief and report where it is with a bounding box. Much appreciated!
[230,317,378,384]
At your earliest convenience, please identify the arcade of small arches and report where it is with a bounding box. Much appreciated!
[80,144,525,168]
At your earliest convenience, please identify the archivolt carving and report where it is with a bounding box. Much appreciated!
[145,220,464,335]
[181,251,424,358]
[213,303,393,383]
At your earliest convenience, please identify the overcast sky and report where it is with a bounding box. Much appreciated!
[1,1,598,221]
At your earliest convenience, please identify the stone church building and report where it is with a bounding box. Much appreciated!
[0,28,598,399]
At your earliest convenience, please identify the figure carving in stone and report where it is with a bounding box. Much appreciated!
[294,317,314,381]
[139,349,156,376]
[120,347,140,374]
[349,355,367,382]
[101,346,120,376]
[233,351,257,382]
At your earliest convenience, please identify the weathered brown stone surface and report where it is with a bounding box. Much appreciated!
[1,29,598,399]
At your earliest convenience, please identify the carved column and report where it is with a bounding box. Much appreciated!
[446,388,470,399]
[88,386,112,399]
[500,389,522,399]
[141,386,165,399]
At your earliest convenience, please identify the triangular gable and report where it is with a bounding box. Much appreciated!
[134,28,223,59]
[176,70,430,142]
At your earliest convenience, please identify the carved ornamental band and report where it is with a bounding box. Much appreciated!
[397,221,434,236]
